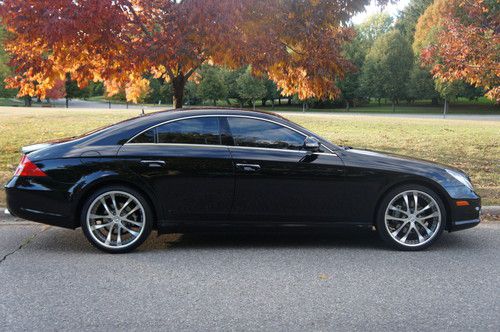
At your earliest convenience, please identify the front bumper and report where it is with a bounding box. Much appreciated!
[448,197,481,232]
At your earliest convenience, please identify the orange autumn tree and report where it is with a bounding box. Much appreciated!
[0,0,387,108]
[414,0,500,102]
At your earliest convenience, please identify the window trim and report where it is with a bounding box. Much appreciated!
[126,114,335,154]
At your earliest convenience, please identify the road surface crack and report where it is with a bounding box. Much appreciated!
[0,226,49,265]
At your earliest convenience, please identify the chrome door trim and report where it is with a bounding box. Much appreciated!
[125,114,336,154]
[125,142,338,157]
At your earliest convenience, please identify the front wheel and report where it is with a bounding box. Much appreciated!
[81,186,153,253]
[376,184,446,251]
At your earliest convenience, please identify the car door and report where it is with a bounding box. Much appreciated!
[223,116,347,224]
[118,116,234,222]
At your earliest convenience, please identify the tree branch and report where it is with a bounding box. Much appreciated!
[121,1,154,40]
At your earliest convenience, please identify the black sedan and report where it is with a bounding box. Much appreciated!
[5,109,481,252]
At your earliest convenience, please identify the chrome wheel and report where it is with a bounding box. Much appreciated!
[384,190,442,247]
[86,191,146,249]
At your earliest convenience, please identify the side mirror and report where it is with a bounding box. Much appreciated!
[303,136,320,153]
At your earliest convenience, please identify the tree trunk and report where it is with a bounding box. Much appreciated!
[288,97,292,105]
[172,75,186,109]
[261,98,267,107]
[392,100,395,112]
[345,100,350,112]
[443,99,448,118]
[24,96,32,107]
[252,100,256,110]
[271,99,275,109]
[65,97,69,108]
[377,98,381,106]
[278,98,281,106]
[431,97,438,106]
[213,99,217,106]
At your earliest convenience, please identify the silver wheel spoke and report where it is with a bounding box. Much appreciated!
[123,205,140,218]
[400,225,412,243]
[414,225,425,243]
[119,197,133,214]
[116,226,122,246]
[415,220,433,236]
[391,221,409,237]
[90,222,113,231]
[101,198,113,216]
[111,193,118,212]
[89,214,110,220]
[417,203,432,215]
[388,206,409,215]
[419,212,439,220]
[120,217,143,227]
[121,225,139,237]
[386,215,408,222]
[105,223,114,245]
[413,192,419,214]
[403,194,410,213]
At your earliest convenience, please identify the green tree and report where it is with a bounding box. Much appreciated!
[145,78,172,105]
[262,76,280,107]
[198,66,227,106]
[357,12,394,49]
[183,81,201,106]
[222,67,246,106]
[407,64,439,103]
[435,79,466,117]
[395,0,434,43]
[360,30,413,110]
[236,68,266,110]
[339,13,393,110]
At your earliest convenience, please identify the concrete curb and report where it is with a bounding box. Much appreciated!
[2,206,500,225]
[481,206,500,216]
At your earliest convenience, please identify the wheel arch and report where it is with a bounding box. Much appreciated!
[72,178,162,229]
[373,178,453,230]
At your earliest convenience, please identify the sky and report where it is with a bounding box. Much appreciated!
[351,0,410,24]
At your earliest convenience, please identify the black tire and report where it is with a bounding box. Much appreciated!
[80,185,153,253]
[376,184,446,251]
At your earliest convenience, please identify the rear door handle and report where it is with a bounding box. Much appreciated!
[140,160,166,167]
[236,163,261,172]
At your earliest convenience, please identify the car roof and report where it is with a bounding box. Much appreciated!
[141,107,288,121]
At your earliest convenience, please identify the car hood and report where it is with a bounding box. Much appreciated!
[344,148,466,176]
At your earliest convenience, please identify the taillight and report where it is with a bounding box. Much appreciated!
[14,155,47,177]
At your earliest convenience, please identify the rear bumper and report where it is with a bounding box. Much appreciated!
[5,177,77,229]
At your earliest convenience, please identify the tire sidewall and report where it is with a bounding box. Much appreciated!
[80,185,153,253]
[376,184,446,251]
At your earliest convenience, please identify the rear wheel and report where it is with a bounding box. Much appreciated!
[81,186,153,253]
[376,184,446,251]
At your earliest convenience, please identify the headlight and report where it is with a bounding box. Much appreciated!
[445,169,473,190]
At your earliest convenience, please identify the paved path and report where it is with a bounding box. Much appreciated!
[278,111,500,121]
[49,98,167,110]
[35,99,500,121]
[1,219,498,331]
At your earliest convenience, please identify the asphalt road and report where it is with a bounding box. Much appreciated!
[1,220,499,331]
[43,99,500,121]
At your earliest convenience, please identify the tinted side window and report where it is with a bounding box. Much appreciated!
[130,129,155,143]
[227,117,305,150]
[157,117,220,145]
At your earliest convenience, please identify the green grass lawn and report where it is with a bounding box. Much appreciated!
[0,107,498,207]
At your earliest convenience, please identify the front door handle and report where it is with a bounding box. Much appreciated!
[140,160,166,167]
[236,163,261,172]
